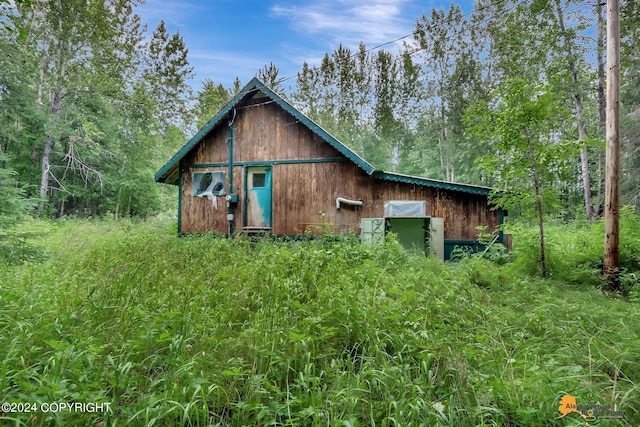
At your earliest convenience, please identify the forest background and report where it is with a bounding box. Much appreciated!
[1,0,639,223]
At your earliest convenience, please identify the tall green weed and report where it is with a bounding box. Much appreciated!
[507,206,640,293]
[0,218,638,426]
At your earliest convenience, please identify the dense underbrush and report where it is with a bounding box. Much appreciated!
[1,216,639,426]
[508,206,640,298]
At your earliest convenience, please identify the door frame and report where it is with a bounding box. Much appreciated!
[243,166,272,229]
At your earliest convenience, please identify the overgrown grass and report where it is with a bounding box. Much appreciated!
[1,217,639,426]
[509,206,640,297]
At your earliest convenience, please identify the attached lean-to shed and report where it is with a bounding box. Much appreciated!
[155,78,504,259]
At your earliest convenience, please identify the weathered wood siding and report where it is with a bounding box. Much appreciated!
[179,98,499,239]
[184,102,338,166]
[180,101,340,234]
[271,162,498,239]
[233,101,339,162]
[180,166,243,234]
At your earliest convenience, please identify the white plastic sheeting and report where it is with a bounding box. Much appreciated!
[383,200,426,217]
[193,171,225,208]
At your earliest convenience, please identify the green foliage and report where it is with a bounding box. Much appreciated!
[465,77,577,277]
[466,78,570,197]
[0,153,30,228]
[412,4,486,183]
[0,2,193,219]
[3,0,640,221]
[1,219,639,426]
[292,43,419,171]
[508,207,640,292]
[0,152,39,264]
[144,20,194,130]
[620,0,640,209]
[195,78,232,129]
[256,62,283,93]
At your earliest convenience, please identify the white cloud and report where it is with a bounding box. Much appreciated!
[132,0,428,91]
[271,0,413,47]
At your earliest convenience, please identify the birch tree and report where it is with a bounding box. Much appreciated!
[2,1,193,217]
[550,0,600,219]
[413,5,483,182]
[466,79,572,277]
[7,0,146,214]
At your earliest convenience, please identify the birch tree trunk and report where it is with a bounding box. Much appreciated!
[38,135,53,213]
[604,0,620,287]
[527,129,547,278]
[554,0,596,220]
[596,3,607,215]
[38,0,65,215]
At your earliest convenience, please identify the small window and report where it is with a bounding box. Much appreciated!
[253,173,266,188]
[193,171,225,196]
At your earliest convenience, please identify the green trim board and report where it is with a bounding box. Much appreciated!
[177,171,182,234]
[154,77,495,196]
[242,166,248,227]
[443,237,506,260]
[183,158,348,169]
[444,239,483,260]
[178,232,357,242]
[228,124,234,194]
[227,121,235,235]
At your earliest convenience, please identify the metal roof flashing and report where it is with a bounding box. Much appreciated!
[373,171,493,195]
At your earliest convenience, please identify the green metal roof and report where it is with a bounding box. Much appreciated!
[154,78,493,196]
[372,171,493,195]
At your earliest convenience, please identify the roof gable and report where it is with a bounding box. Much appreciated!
[154,77,375,185]
[154,78,492,196]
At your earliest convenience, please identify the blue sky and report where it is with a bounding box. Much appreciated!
[136,0,457,93]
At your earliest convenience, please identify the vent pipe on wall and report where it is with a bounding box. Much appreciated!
[336,197,364,209]
[227,109,236,237]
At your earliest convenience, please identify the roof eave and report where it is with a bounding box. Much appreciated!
[373,170,493,195]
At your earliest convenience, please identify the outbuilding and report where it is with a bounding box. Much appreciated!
[155,78,504,259]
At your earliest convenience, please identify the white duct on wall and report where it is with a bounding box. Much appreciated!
[336,197,364,209]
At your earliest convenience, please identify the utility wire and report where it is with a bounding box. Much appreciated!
[274,0,530,85]
[403,0,531,59]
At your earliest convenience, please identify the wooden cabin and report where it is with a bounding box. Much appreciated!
[155,78,504,259]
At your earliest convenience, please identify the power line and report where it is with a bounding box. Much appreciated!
[275,0,526,85]
[404,0,531,59]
